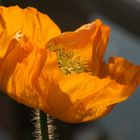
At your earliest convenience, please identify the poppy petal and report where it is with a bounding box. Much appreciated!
[45,72,135,123]
[0,6,61,59]
[48,19,110,75]
[104,56,140,85]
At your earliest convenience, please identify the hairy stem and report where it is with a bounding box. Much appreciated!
[33,110,59,140]
[39,111,49,140]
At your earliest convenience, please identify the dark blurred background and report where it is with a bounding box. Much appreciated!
[0,0,140,140]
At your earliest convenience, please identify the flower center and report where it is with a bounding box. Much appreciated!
[49,45,88,75]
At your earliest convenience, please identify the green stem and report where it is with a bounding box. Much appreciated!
[39,111,49,140]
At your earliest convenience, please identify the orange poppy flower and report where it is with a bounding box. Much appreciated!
[0,6,140,123]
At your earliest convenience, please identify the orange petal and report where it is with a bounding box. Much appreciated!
[44,72,136,123]
[0,6,61,110]
[48,19,110,75]
[0,34,49,109]
[0,36,63,113]
[103,56,140,85]
[0,6,61,58]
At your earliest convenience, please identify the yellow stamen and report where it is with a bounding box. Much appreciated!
[49,45,88,75]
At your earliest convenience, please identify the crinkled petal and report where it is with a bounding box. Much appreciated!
[0,6,61,110]
[0,35,49,110]
[48,19,110,75]
[45,72,136,123]
[0,6,61,58]
[103,56,140,85]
